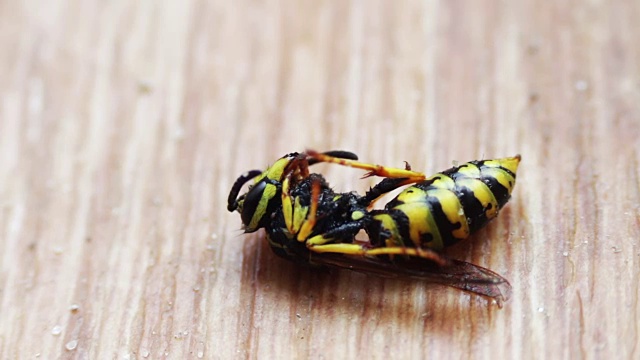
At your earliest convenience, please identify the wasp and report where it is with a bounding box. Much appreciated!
[227,150,521,306]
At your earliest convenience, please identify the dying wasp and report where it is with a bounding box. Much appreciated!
[227,150,521,306]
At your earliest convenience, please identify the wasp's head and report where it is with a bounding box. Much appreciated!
[227,153,299,232]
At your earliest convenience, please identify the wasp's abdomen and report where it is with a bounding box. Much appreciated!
[380,155,521,250]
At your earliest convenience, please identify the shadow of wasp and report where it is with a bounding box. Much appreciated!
[227,150,521,307]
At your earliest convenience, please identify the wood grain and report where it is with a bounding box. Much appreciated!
[1,0,639,359]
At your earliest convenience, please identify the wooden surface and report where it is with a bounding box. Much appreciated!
[1,0,639,359]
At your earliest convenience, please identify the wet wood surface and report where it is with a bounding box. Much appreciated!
[1,1,639,359]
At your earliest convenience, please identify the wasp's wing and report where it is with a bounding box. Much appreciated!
[310,253,511,307]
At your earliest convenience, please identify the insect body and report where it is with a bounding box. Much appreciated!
[310,152,521,251]
[227,151,366,264]
[228,151,521,306]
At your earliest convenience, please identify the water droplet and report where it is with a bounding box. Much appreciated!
[69,304,80,312]
[65,340,78,351]
[51,325,62,335]
[537,307,544,313]
[174,127,185,140]
[575,80,588,91]
[562,252,568,257]
[196,342,205,358]
[141,349,150,358]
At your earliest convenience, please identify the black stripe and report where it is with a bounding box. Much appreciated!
[475,160,517,179]
[395,177,465,247]
[454,184,490,233]
[409,177,438,192]
[427,195,463,247]
[498,166,516,178]
[440,166,463,179]
[364,177,410,205]
[389,209,412,248]
[480,175,511,208]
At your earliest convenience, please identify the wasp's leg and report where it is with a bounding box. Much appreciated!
[296,176,322,241]
[360,177,422,207]
[308,150,358,165]
[283,153,311,180]
[280,152,318,235]
[281,176,309,235]
[306,242,449,266]
[306,150,427,180]
[282,151,360,237]
[289,150,362,181]
[303,220,366,247]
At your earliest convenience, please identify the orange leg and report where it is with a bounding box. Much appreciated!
[296,178,321,241]
[281,154,312,235]
[280,151,360,239]
[306,241,449,266]
[306,149,427,181]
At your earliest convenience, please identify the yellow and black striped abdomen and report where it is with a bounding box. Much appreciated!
[377,155,521,250]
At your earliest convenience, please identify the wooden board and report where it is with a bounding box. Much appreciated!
[1,0,639,358]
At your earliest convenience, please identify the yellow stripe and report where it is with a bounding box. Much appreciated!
[495,155,521,174]
[249,183,277,230]
[281,178,294,233]
[394,186,448,249]
[254,156,292,183]
[373,213,404,247]
[429,188,470,240]
[426,174,455,190]
[396,201,443,250]
[395,186,426,203]
[292,196,309,234]
[455,162,480,177]
[457,177,499,219]
[481,156,521,194]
